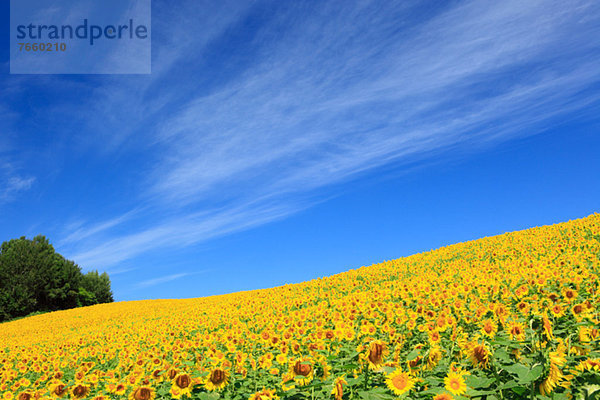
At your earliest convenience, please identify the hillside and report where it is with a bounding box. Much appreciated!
[1,214,599,400]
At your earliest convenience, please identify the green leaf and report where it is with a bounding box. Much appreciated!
[466,374,495,389]
[511,386,527,396]
[357,390,396,400]
[504,363,543,383]
[405,348,421,360]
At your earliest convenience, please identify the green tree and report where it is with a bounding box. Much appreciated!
[44,255,82,310]
[0,235,56,319]
[81,270,114,304]
[0,235,113,322]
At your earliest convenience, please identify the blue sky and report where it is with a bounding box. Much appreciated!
[1,0,599,302]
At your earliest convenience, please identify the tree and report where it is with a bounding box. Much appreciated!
[81,270,114,304]
[45,255,82,310]
[0,235,113,322]
[0,235,56,319]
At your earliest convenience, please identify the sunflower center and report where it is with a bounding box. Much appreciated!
[53,385,67,396]
[210,369,226,384]
[391,373,408,389]
[473,346,487,362]
[293,362,312,376]
[134,388,152,400]
[176,374,191,389]
[368,343,384,364]
[72,385,87,398]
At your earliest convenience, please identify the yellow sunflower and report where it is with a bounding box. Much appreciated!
[204,368,229,391]
[331,376,347,400]
[16,392,34,400]
[480,318,498,337]
[290,358,314,386]
[365,340,388,370]
[444,371,467,395]
[71,384,90,400]
[468,342,490,369]
[507,321,526,341]
[248,388,278,400]
[128,387,155,400]
[171,373,193,398]
[107,382,127,396]
[542,314,554,340]
[48,382,68,398]
[385,368,414,396]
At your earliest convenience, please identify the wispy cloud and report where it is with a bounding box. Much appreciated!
[67,199,305,268]
[58,209,139,246]
[0,162,35,203]
[136,270,208,289]
[136,273,190,288]
[47,0,600,269]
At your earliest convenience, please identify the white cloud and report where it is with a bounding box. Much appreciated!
[58,0,600,269]
[136,273,190,288]
[0,162,35,203]
[136,270,209,289]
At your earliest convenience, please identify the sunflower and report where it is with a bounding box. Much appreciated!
[385,368,414,396]
[468,342,490,369]
[507,321,526,341]
[290,358,313,386]
[575,358,600,373]
[204,368,229,391]
[539,345,566,396]
[107,382,127,396]
[275,353,287,365]
[433,394,454,400]
[539,364,563,396]
[128,387,155,400]
[71,384,90,400]
[444,371,467,395]
[16,392,34,400]
[542,314,554,340]
[562,288,578,303]
[330,376,347,400]
[427,346,443,370]
[248,388,278,400]
[550,303,566,318]
[571,304,586,321]
[428,330,441,344]
[516,300,531,315]
[366,340,388,370]
[48,382,68,398]
[171,373,193,398]
[480,319,497,337]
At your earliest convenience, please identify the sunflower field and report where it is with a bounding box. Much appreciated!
[1,214,600,400]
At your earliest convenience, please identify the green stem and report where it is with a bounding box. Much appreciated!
[530,381,535,400]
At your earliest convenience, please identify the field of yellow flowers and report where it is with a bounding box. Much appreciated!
[2,214,600,400]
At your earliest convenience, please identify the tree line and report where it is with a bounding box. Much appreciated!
[0,235,113,322]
